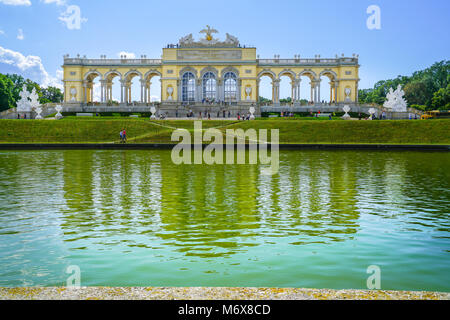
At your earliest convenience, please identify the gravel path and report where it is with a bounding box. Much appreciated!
[0,287,448,300]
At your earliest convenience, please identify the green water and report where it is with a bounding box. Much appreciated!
[0,150,448,291]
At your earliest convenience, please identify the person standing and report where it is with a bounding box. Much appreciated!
[119,129,123,143]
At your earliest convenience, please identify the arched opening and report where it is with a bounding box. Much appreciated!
[319,71,338,105]
[279,71,296,106]
[124,71,142,104]
[84,72,102,104]
[202,72,216,102]
[105,72,121,104]
[298,71,317,105]
[144,72,161,103]
[223,71,238,104]
[182,72,196,102]
[257,70,275,105]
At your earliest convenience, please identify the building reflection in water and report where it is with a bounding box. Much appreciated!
[59,150,373,258]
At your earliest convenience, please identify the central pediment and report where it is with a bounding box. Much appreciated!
[178,26,240,48]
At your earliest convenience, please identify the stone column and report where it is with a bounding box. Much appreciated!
[293,79,301,106]
[272,79,280,106]
[100,80,105,103]
[177,79,181,103]
[196,79,202,103]
[128,86,131,104]
[334,81,339,103]
[82,81,88,104]
[237,79,241,102]
[310,82,314,104]
[356,81,359,104]
[140,79,145,103]
[216,78,222,102]
[317,79,321,104]
[120,80,127,104]
[330,84,333,103]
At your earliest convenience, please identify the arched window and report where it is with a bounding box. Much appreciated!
[224,72,237,102]
[182,72,196,102]
[202,72,216,100]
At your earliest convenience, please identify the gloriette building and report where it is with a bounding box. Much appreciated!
[62,27,360,115]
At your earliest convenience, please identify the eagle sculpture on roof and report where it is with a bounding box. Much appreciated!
[199,25,218,41]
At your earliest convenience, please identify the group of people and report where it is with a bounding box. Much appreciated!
[119,129,127,143]
[236,112,252,121]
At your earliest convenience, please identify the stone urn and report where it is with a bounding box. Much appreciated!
[167,86,174,101]
[249,106,255,120]
[55,105,63,119]
[342,105,351,119]
[150,106,157,119]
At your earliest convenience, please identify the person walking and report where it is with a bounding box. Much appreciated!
[122,129,127,143]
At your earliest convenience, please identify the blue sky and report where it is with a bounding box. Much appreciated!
[0,0,449,101]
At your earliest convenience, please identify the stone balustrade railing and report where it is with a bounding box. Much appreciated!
[63,57,358,66]
[257,58,358,65]
[63,58,162,66]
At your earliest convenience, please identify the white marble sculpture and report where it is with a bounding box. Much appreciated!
[16,85,32,113]
[55,105,63,119]
[249,106,255,120]
[245,86,252,101]
[150,106,157,119]
[29,88,42,119]
[383,85,407,112]
[342,105,351,119]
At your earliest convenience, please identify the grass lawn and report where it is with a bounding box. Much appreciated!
[0,118,448,145]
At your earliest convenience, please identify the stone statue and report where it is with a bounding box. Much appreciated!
[179,33,193,46]
[383,85,407,112]
[178,28,240,48]
[29,88,43,119]
[225,33,239,46]
[249,106,255,120]
[199,25,218,41]
[16,85,31,112]
[368,108,377,120]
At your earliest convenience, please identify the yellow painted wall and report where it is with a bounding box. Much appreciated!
[63,46,359,103]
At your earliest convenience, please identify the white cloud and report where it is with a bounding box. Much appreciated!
[0,0,31,6]
[0,46,63,89]
[150,95,160,102]
[118,51,136,59]
[0,30,5,35]
[58,5,87,30]
[17,28,24,40]
[41,0,66,5]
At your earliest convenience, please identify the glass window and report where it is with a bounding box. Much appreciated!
[202,72,216,101]
[224,72,237,101]
[182,72,195,102]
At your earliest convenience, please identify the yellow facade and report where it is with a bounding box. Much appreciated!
[62,31,360,106]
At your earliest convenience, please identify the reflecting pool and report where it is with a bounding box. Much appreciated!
[0,150,448,291]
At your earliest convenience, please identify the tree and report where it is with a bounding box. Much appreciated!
[0,74,15,112]
[431,84,450,110]
[41,86,63,103]
[258,96,271,103]
[403,79,433,106]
